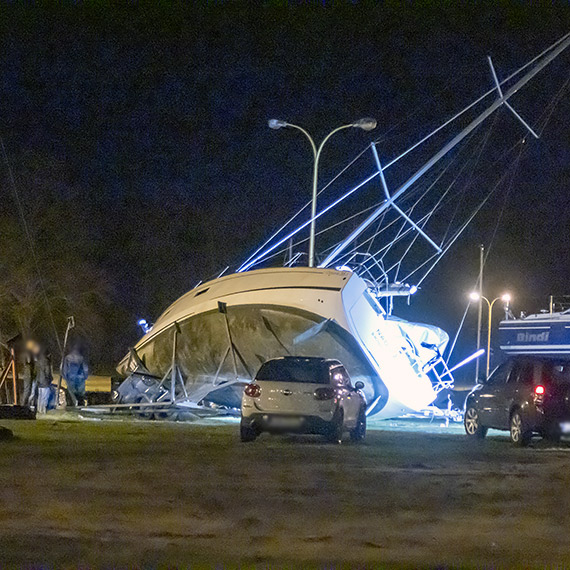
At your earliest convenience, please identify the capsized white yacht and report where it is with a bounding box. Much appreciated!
[117,33,570,418]
[117,267,449,417]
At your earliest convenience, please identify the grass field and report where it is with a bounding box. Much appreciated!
[1,416,570,568]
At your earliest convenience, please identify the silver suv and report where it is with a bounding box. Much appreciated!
[240,356,367,443]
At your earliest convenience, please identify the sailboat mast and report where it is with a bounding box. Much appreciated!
[319,33,570,269]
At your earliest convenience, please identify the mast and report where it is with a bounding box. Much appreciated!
[319,33,570,268]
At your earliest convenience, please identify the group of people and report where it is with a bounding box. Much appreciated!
[22,340,89,413]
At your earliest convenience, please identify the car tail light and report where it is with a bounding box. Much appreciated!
[244,383,261,398]
[314,387,336,401]
[533,384,545,405]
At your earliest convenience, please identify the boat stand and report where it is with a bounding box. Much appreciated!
[156,322,189,402]
[0,345,18,405]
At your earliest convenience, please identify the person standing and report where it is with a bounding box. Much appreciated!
[63,345,88,406]
[23,339,41,408]
[36,349,53,414]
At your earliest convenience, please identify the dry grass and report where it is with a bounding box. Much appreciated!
[1,417,570,568]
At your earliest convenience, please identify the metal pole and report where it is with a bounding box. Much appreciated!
[486,299,494,378]
[219,302,238,381]
[56,316,75,409]
[309,145,319,267]
[10,347,17,405]
[276,125,317,267]
[171,323,179,402]
[239,170,379,273]
[475,245,484,382]
[308,125,355,267]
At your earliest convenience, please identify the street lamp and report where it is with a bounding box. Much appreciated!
[268,117,377,267]
[469,291,511,378]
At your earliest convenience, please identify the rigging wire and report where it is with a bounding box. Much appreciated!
[380,31,570,171]
[407,155,523,286]
[483,145,523,266]
[353,130,483,269]
[482,71,570,266]
[445,300,472,365]
[327,152,461,265]
[238,144,370,271]
[439,115,499,246]
[443,73,567,365]
[241,31,570,273]
[0,137,62,354]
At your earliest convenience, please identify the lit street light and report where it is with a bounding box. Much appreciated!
[268,118,377,267]
[469,291,511,378]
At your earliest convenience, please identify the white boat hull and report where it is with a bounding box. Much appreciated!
[118,268,447,418]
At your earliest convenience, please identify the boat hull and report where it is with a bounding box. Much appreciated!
[118,268,444,418]
[500,315,570,356]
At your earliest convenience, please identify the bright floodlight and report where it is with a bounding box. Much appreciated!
[268,119,288,130]
[469,291,480,302]
[501,293,511,303]
[353,117,377,131]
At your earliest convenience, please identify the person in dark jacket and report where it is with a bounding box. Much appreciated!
[63,346,88,406]
[36,349,53,414]
[22,339,40,407]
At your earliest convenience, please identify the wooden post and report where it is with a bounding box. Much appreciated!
[10,347,18,405]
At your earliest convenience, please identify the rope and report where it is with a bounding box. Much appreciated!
[0,137,62,354]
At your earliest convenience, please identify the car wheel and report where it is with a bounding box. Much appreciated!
[464,406,487,439]
[510,410,531,447]
[240,420,258,442]
[325,408,344,444]
[350,407,366,442]
[156,408,179,421]
[134,394,155,420]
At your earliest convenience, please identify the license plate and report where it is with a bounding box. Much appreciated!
[560,422,570,434]
[270,416,303,428]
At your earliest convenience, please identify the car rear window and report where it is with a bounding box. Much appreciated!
[256,359,329,384]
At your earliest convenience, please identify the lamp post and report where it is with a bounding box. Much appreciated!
[268,117,377,267]
[469,292,511,377]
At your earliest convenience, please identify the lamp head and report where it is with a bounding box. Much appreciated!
[501,293,511,303]
[268,119,288,130]
[469,291,480,302]
[353,117,377,131]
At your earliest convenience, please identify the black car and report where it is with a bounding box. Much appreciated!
[464,356,570,446]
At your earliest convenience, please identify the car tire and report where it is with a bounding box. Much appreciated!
[240,420,258,442]
[134,394,155,420]
[325,408,344,444]
[464,406,487,439]
[350,407,366,442]
[510,410,531,447]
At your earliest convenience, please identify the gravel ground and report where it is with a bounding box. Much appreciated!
[1,415,570,568]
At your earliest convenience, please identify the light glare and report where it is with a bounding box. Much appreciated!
[353,117,377,131]
[268,119,287,130]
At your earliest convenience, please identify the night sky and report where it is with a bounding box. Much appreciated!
[1,3,569,372]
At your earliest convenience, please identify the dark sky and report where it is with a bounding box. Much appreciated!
[1,2,570,371]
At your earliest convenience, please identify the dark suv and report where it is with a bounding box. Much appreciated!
[464,356,570,446]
